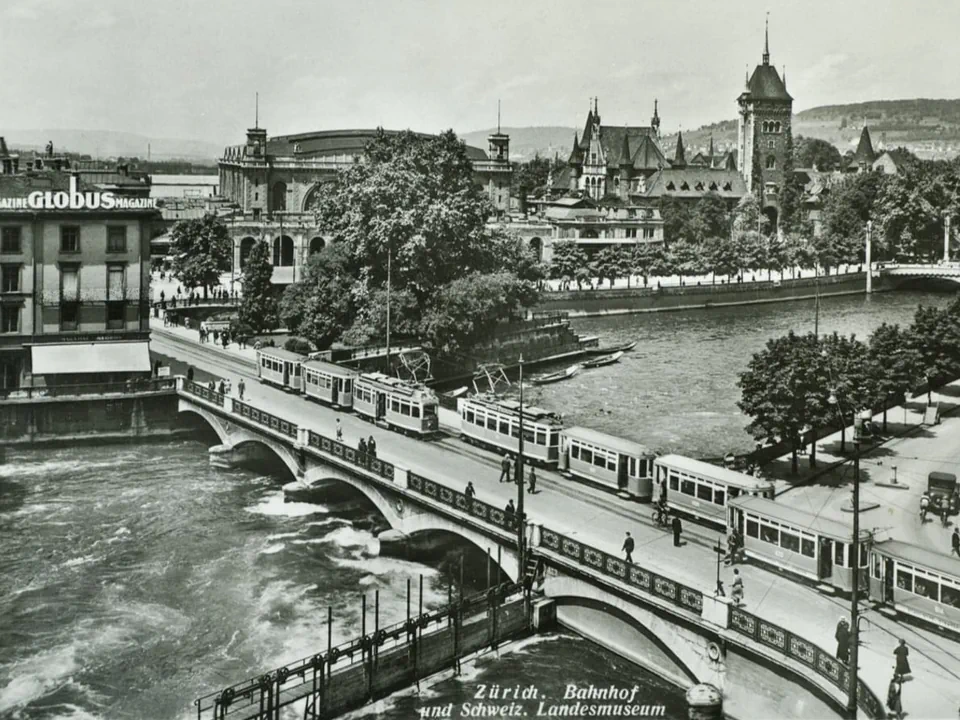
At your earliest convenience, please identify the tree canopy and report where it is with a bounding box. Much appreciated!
[283,129,538,353]
[167,215,232,297]
[238,240,278,332]
[794,136,843,172]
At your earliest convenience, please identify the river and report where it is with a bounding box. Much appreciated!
[0,290,952,720]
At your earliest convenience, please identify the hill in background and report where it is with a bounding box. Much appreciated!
[5,129,223,162]
[466,98,960,163]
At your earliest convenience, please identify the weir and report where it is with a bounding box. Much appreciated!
[193,582,553,720]
[176,377,895,719]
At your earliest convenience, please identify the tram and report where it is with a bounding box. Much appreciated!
[354,373,439,436]
[727,495,870,593]
[256,348,306,391]
[869,539,960,634]
[653,454,774,526]
[560,426,655,500]
[302,359,356,409]
[457,396,564,468]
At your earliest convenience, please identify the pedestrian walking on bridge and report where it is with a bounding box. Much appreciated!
[731,569,744,606]
[499,455,512,483]
[335,419,343,442]
[671,516,683,547]
[237,378,245,401]
[358,437,367,456]
[835,618,850,664]
[952,528,960,557]
[367,435,377,457]
[505,499,515,518]
[622,532,634,563]
[527,466,537,494]
[465,481,475,501]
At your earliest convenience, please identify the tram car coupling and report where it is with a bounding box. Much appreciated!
[255,348,306,391]
[654,454,774,527]
[457,395,563,468]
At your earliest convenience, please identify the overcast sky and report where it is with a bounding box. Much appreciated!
[2,0,959,143]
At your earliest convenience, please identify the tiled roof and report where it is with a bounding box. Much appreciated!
[550,165,572,190]
[577,125,659,169]
[631,135,667,170]
[0,137,9,157]
[266,129,489,162]
[847,127,876,169]
[746,64,792,102]
[642,168,747,199]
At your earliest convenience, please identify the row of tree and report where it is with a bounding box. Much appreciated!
[737,297,960,473]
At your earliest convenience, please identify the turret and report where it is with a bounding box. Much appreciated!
[673,131,686,168]
[651,99,661,138]
[708,136,715,168]
[568,131,583,192]
[245,127,267,158]
[619,132,632,200]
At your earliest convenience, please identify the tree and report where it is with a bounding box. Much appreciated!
[690,192,730,244]
[594,246,625,288]
[167,214,232,298]
[631,242,663,286]
[667,239,703,285]
[703,235,740,283]
[868,323,922,431]
[660,195,694,244]
[820,171,886,264]
[238,240,278,333]
[778,129,803,233]
[549,240,588,289]
[738,331,825,474]
[419,272,528,355]
[909,303,960,400]
[819,332,872,453]
[280,242,357,351]
[795,136,843,172]
[514,155,553,207]
[751,133,764,202]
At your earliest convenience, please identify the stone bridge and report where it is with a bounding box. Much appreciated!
[176,379,886,720]
[878,262,960,286]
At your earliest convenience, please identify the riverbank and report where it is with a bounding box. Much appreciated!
[535,271,875,317]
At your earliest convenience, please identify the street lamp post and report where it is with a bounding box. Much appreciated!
[385,246,392,375]
[515,355,526,572]
[712,535,725,597]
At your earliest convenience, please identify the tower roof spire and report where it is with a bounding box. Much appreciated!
[674,130,686,167]
[763,13,770,65]
[497,99,501,134]
[255,91,259,129]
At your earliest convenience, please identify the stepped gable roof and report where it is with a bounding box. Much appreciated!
[848,126,877,168]
[641,167,746,200]
[746,64,792,102]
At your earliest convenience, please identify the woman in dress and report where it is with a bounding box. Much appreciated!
[893,639,911,680]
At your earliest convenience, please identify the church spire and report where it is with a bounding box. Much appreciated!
[674,131,686,167]
[763,13,770,65]
[651,99,661,137]
[708,135,715,168]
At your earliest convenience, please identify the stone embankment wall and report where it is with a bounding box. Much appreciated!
[534,273,873,318]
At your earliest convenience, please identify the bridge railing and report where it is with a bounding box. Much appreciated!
[153,296,240,309]
[306,430,395,482]
[182,380,225,407]
[0,377,176,401]
[728,607,884,718]
[231,399,298,439]
[537,526,704,617]
[407,472,521,535]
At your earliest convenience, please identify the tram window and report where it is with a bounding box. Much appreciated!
[608,456,617,471]
[746,519,759,538]
[465,410,474,423]
[760,525,779,545]
[835,543,845,567]
[550,432,559,447]
[914,576,939,601]
[571,444,580,460]
[580,448,593,464]
[498,420,508,435]
[344,380,352,393]
[714,489,725,506]
[401,403,411,417]
[859,545,868,567]
[511,424,520,438]
[802,538,816,558]
[942,584,960,609]
[486,416,496,430]
[680,479,695,496]
[523,427,535,443]
[696,484,712,501]
[535,430,546,446]
[729,488,741,499]
[593,452,606,469]
[780,531,800,554]
[897,570,913,592]
[412,406,420,418]
[669,474,679,491]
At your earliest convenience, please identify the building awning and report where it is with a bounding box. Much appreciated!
[31,342,151,375]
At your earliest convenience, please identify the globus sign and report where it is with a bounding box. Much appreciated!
[0,176,156,210]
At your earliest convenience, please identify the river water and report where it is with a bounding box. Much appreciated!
[0,290,953,720]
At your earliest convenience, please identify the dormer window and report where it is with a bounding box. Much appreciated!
[695,182,704,191]
[709,182,718,191]
[680,181,690,191]
[591,153,597,164]
[723,182,732,191]
[666,182,675,191]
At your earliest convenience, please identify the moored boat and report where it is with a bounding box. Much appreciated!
[582,350,624,369]
[532,364,581,385]
[583,340,636,356]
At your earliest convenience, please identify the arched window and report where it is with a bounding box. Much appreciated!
[273,235,294,266]
[766,155,777,170]
[309,237,326,255]
[761,121,769,133]
[774,121,781,133]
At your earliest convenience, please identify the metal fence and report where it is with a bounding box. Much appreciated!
[307,430,395,481]
[182,380,226,407]
[407,472,520,535]
[231,399,298,439]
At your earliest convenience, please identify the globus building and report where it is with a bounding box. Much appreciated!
[0,171,159,390]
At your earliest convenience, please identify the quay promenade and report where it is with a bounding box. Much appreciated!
[152,321,960,718]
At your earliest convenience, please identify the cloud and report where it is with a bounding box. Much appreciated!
[5,0,57,20]
[83,10,117,29]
